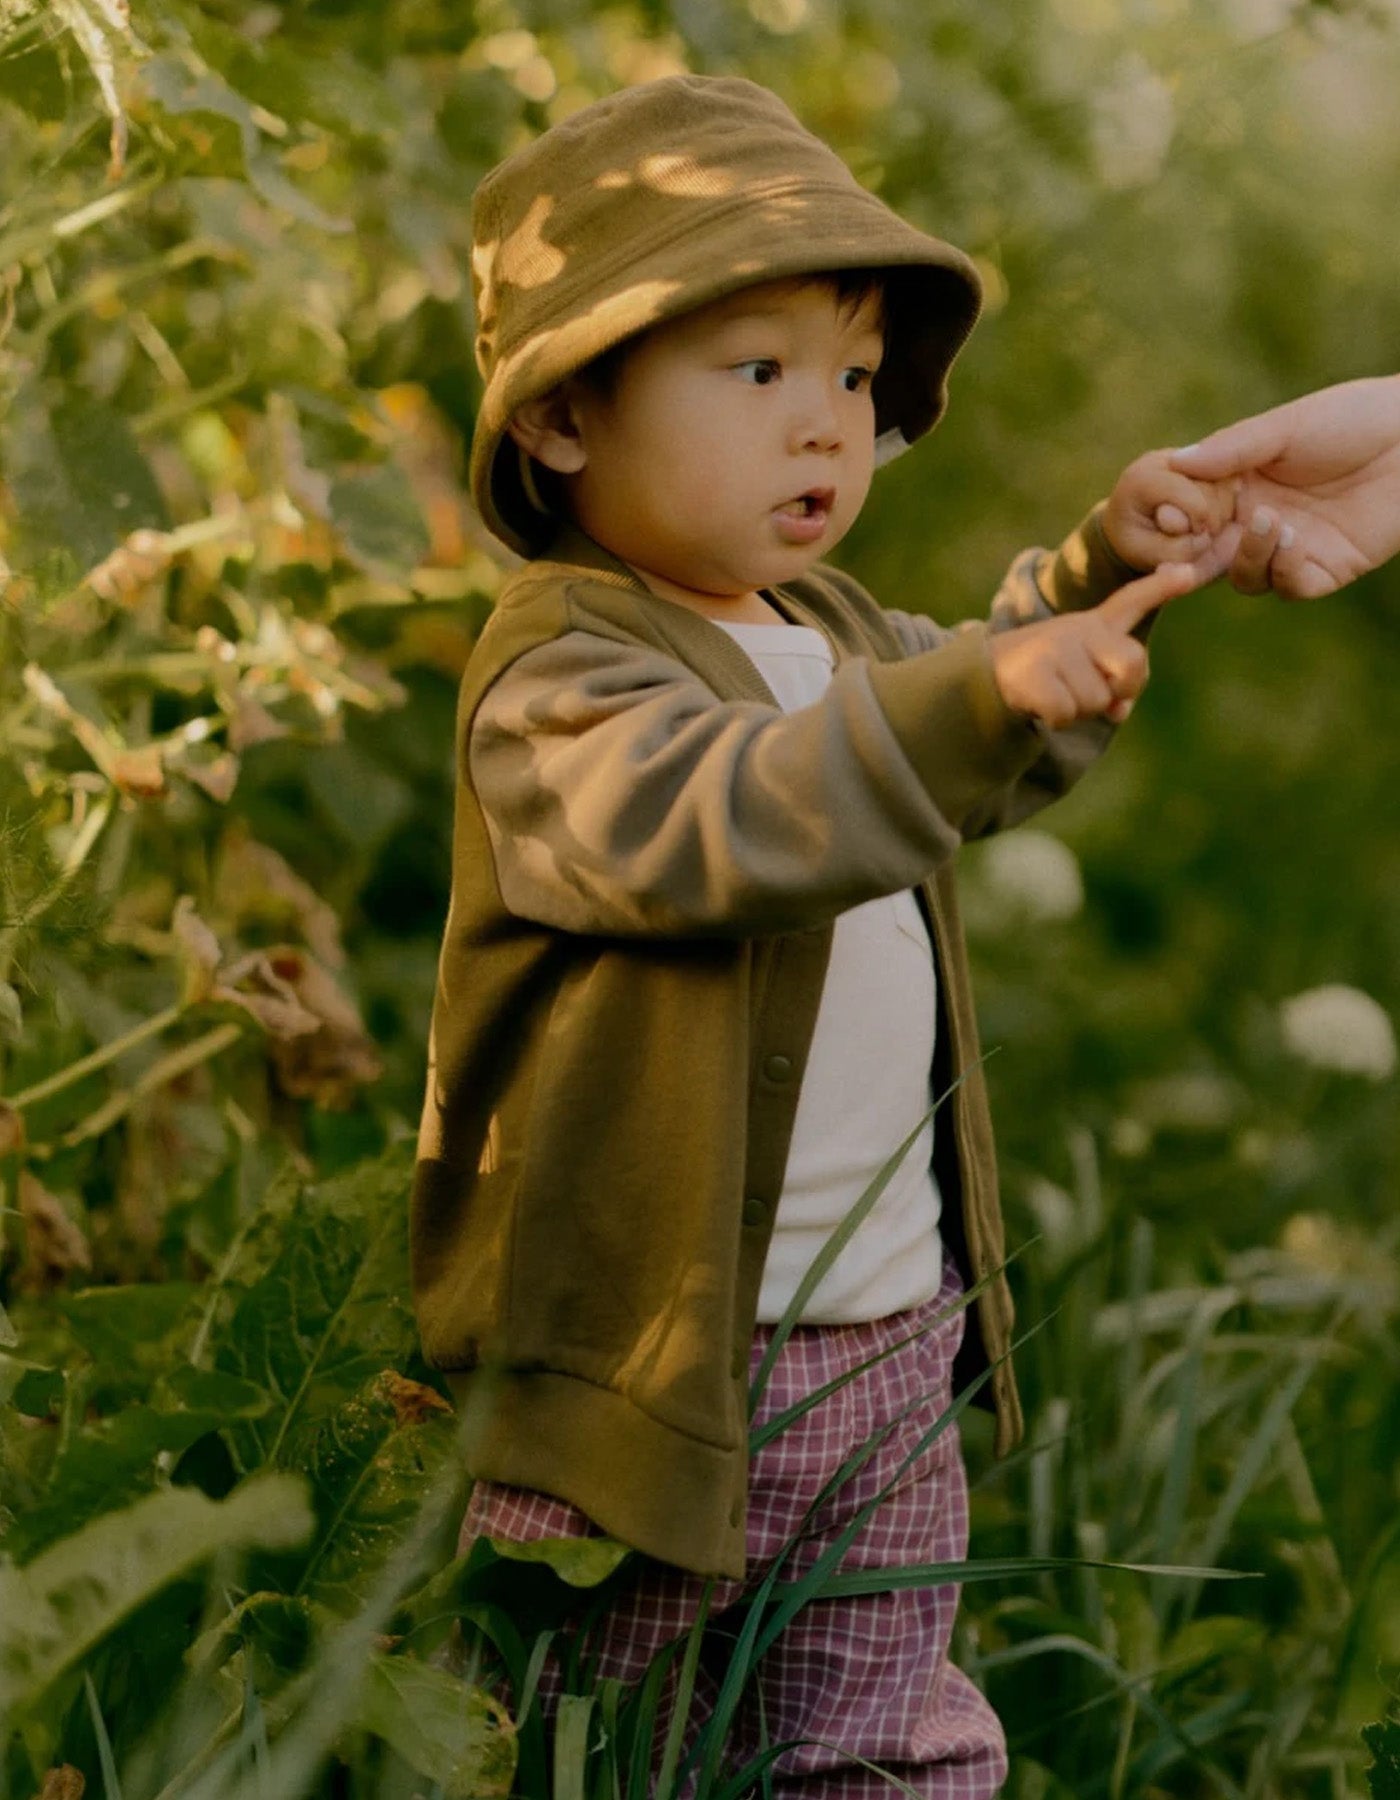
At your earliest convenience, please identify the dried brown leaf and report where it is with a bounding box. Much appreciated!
[17,1169,92,1293]
[259,947,382,1107]
[226,694,289,751]
[171,895,222,1004]
[375,1370,453,1428]
[211,950,322,1041]
[213,826,345,968]
[0,1100,27,1158]
[86,528,172,605]
[181,751,240,803]
[109,742,167,799]
[38,1767,86,1800]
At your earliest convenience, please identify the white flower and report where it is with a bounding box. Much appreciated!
[1279,984,1397,1081]
[977,830,1085,923]
[1090,54,1176,190]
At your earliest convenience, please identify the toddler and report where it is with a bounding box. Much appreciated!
[412,73,1231,1797]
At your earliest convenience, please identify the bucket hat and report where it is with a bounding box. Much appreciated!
[469,74,983,556]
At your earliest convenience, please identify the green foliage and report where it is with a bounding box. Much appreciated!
[1365,1718,1400,1800]
[3,0,1399,1793]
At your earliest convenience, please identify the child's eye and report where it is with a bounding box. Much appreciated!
[840,365,876,394]
[734,358,781,386]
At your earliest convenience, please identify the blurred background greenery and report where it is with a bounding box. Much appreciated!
[1,1,1398,1795]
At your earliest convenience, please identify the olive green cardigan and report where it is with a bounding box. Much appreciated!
[412,512,1137,1578]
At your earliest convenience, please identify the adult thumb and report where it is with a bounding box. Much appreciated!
[1169,417,1288,481]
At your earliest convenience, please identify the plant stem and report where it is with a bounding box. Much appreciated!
[5,1003,183,1109]
[50,1021,244,1152]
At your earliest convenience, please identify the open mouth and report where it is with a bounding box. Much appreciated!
[777,486,836,519]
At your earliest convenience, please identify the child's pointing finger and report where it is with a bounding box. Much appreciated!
[1098,559,1204,633]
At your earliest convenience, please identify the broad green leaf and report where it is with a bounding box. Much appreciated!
[54,1281,202,1370]
[328,464,432,575]
[138,53,350,232]
[179,10,405,141]
[290,1370,460,1614]
[4,385,168,574]
[357,1652,515,1799]
[0,1473,314,1719]
[187,1590,329,1683]
[210,1143,419,1476]
[486,1536,635,1590]
[4,1366,273,1563]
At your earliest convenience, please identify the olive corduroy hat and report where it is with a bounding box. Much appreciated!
[469,74,983,557]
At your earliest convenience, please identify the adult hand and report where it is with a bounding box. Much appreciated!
[1167,375,1400,599]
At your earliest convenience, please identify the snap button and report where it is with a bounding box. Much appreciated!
[742,1196,768,1227]
[763,1053,793,1083]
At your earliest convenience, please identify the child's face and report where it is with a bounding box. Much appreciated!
[522,277,885,610]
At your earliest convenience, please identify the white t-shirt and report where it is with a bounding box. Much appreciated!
[715,618,945,1322]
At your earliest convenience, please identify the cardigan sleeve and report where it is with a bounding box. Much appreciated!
[467,621,1049,939]
[467,503,1146,938]
[876,500,1146,840]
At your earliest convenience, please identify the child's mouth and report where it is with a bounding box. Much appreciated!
[773,487,835,541]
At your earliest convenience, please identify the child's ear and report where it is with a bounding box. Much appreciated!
[506,385,588,474]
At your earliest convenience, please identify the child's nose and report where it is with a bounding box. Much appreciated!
[791,386,843,454]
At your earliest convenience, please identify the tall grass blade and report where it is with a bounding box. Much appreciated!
[1150,1308,1210,1612]
[1172,1352,1317,1626]
[652,1577,715,1800]
[624,1636,684,1800]
[553,1693,594,1800]
[1109,1216,1155,1549]
[790,1553,1252,1598]
[241,1657,272,1800]
[593,1677,625,1800]
[988,1633,1248,1800]
[709,1738,808,1800]
[84,1670,125,1800]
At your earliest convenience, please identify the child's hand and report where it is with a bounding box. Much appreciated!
[989,560,1202,728]
[1102,448,1236,572]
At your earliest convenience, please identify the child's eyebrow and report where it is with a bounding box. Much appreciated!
[712,303,883,341]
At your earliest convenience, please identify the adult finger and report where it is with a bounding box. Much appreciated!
[1227,506,1286,596]
[1266,534,1333,601]
[1185,519,1244,586]
[1098,560,1202,633]
[1168,415,1291,482]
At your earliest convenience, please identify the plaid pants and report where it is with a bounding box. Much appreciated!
[459,1255,1007,1797]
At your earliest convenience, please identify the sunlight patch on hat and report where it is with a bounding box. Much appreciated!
[637,152,737,198]
[499,194,567,290]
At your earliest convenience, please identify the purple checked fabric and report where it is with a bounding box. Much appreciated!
[460,1255,1007,1798]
